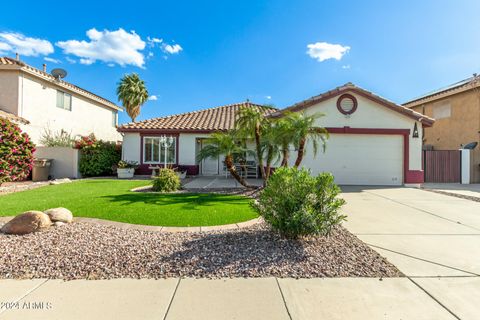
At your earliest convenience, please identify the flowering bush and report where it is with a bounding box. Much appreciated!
[0,118,36,184]
[75,134,121,177]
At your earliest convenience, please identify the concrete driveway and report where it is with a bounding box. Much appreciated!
[341,186,480,319]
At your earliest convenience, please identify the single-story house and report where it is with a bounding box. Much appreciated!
[118,83,434,185]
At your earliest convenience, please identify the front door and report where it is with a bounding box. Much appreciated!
[200,140,219,175]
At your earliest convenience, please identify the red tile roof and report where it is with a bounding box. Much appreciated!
[118,102,277,132]
[271,83,435,126]
[0,108,29,124]
[0,56,121,111]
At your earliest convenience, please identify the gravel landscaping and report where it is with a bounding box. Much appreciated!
[0,222,401,280]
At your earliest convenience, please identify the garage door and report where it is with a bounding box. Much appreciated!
[301,134,403,185]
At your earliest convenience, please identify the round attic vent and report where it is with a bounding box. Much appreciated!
[337,94,358,115]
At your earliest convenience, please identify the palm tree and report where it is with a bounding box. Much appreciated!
[290,112,329,168]
[261,121,282,181]
[197,131,253,188]
[273,116,296,167]
[236,106,267,179]
[116,73,149,122]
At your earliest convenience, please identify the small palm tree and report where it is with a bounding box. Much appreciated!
[273,116,296,167]
[236,106,267,179]
[261,121,282,182]
[290,112,329,168]
[197,131,252,188]
[116,73,149,122]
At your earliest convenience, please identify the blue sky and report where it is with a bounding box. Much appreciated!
[1,0,479,124]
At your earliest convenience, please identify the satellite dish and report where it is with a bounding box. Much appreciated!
[51,68,67,80]
[463,142,478,150]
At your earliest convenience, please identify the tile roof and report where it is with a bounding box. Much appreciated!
[0,108,29,124]
[0,56,121,111]
[270,83,435,126]
[118,102,277,132]
[404,74,480,106]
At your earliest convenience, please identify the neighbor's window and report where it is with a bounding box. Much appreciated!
[112,111,117,127]
[143,137,176,164]
[433,101,451,119]
[56,90,72,111]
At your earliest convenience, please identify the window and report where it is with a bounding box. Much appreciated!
[112,111,118,127]
[143,136,176,164]
[56,90,72,110]
[433,101,451,119]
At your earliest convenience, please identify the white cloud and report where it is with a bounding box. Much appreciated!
[342,65,351,69]
[306,41,350,62]
[65,57,77,64]
[265,95,272,100]
[162,43,182,54]
[148,95,158,101]
[147,36,163,47]
[0,32,53,56]
[56,28,146,67]
[44,57,61,64]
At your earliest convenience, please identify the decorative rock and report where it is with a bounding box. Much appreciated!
[54,221,66,227]
[44,207,73,223]
[49,178,72,185]
[0,211,51,235]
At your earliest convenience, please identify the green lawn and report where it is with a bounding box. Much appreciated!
[0,179,258,226]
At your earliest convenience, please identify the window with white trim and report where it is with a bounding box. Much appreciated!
[143,137,176,164]
[56,90,72,111]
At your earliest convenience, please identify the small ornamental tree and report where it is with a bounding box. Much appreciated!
[0,118,36,184]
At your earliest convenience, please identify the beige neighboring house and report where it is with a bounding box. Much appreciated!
[0,56,122,145]
[404,75,480,183]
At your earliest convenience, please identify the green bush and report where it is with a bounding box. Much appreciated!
[152,168,181,192]
[76,135,121,177]
[0,118,36,184]
[252,167,346,238]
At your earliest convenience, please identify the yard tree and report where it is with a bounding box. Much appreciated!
[116,73,149,122]
[289,112,328,168]
[197,131,253,188]
[236,106,268,179]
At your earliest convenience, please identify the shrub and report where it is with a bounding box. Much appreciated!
[76,134,121,177]
[152,168,180,192]
[39,128,74,147]
[0,118,36,184]
[117,160,139,169]
[252,167,346,239]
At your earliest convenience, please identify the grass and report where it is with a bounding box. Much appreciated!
[0,179,258,227]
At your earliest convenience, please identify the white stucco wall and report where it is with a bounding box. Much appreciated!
[299,93,423,171]
[16,72,121,145]
[121,132,141,163]
[34,147,81,179]
[0,70,20,114]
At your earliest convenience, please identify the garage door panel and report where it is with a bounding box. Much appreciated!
[301,134,403,185]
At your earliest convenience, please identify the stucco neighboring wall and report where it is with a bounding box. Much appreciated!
[302,93,423,171]
[411,89,480,182]
[17,72,121,145]
[34,147,81,179]
[0,70,19,115]
[122,132,141,163]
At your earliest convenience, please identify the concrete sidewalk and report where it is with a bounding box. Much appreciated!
[0,277,460,320]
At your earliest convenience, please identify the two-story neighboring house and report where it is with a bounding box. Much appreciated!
[0,56,122,145]
[404,75,480,183]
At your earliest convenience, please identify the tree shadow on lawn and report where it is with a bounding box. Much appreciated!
[159,228,308,277]
[100,193,251,211]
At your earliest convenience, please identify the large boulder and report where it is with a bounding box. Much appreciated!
[1,211,51,235]
[44,207,73,223]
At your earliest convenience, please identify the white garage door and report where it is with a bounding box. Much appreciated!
[301,134,403,185]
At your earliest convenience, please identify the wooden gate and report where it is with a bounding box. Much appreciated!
[424,150,461,183]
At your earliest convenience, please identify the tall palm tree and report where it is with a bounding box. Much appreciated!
[290,112,329,168]
[236,106,267,179]
[116,73,149,122]
[197,131,252,188]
